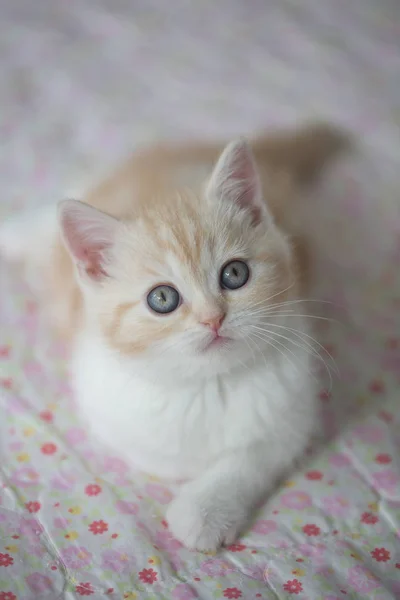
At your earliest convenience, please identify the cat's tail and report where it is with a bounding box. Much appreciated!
[253,121,352,185]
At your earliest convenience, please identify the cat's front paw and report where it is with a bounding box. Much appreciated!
[166,485,244,552]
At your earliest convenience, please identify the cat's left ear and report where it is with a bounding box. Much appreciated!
[58,199,120,283]
[207,138,269,225]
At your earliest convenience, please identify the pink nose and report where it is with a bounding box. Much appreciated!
[201,314,225,333]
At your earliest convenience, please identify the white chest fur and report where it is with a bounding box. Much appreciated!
[73,329,315,481]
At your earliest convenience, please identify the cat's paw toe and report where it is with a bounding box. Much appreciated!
[166,488,242,552]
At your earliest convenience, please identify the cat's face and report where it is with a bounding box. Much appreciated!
[60,139,297,378]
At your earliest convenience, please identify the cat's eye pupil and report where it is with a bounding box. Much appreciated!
[147,285,180,314]
[220,260,250,290]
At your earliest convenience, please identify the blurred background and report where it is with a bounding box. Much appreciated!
[0,2,400,598]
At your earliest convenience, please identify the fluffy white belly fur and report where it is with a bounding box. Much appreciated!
[73,326,316,481]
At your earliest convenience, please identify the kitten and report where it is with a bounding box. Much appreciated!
[0,123,347,551]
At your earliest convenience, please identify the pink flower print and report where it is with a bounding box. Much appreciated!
[353,425,384,444]
[65,427,87,446]
[373,469,400,494]
[101,548,136,574]
[18,518,44,541]
[9,441,23,452]
[347,565,380,593]
[172,583,198,599]
[252,519,277,535]
[61,546,92,569]
[321,495,350,517]
[146,483,172,504]
[11,466,40,487]
[298,543,326,566]
[329,453,351,468]
[7,396,27,414]
[115,499,139,515]
[25,572,53,593]
[200,558,234,577]
[103,456,128,474]
[51,471,76,491]
[24,360,47,384]
[26,540,46,557]
[54,517,69,529]
[280,490,312,510]
[155,530,183,552]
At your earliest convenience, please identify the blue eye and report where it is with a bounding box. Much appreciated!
[147,285,180,314]
[220,260,250,290]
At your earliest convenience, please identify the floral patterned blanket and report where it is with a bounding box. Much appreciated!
[0,1,399,598]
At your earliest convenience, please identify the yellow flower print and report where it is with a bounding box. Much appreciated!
[23,426,35,437]
[68,506,81,515]
[350,532,361,540]
[148,555,161,566]
[47,403,57,411]
[123,593,137,599]
[64,531,79,541]
[292,568,305,577]
[368,502,378,512]
[283,480,296,488]
[5,545,18,553]
[16,453,30,463]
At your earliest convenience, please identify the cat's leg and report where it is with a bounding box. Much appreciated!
[166,439,304,552]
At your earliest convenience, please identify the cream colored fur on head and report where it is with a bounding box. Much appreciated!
[0,123,347,551]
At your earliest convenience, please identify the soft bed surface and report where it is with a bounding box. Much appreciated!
[0,1,400,598]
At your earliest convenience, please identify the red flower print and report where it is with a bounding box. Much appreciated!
[223,588,242,599]
[88,520,108,535]
[369,379,385,394]
[396,563,400,569]
[0,346,10,358]
[39,410,53,423]
[0,378,12,389]
[227,543,246,552]
[85,484,102,496]
[361,512,379,525]
[0,553,14,567]
[283,579,303,594]
[386,338,398,350]
[138,568,157,584]
[25,501,41,513]
[378,410,393,423]
[306,470,323,480]
[375,453,392,464]
[371,547,391,562]
[41,443,57,455]
[302,524,321,536]
[0,593,17,600]
[76,582,94,596]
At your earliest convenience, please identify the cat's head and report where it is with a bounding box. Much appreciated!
[59,139,300,379]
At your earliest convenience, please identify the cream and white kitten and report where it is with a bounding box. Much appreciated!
[0,123,346,551]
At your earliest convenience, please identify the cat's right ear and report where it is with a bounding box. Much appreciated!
[58,199,120,282]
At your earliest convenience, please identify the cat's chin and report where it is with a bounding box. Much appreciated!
[200,335,233,353]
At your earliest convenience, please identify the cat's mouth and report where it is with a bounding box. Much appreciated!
[202,334,232,353]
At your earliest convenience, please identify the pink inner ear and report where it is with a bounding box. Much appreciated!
[59,200,118,282]
[210,139,265,225]
[77,244,109,280]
